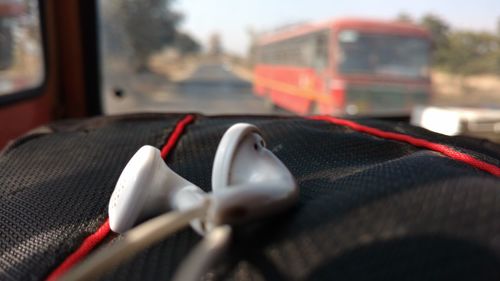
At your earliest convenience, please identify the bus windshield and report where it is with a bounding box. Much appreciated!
[337,30,430,79]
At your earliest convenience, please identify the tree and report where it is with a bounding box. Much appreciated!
[395,12,414,23]
[441,31,499,75]
[420,14,449,45]
[436,31,500,95]
[120,0,182,72]
[173,32,201,55]
[246,26,259,66]
[420,14,450,67]
[208,33,223,56]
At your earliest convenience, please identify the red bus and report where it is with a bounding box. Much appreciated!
[253,18,432,116]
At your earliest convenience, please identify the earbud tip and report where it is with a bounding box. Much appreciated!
[212,123,260,190]
[109,145,160,233]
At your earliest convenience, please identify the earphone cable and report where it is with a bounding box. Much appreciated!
[60,201,210,281]
[172,225,232,281]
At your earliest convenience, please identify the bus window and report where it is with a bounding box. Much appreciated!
[312,32,329,71]
[0,0,44,99]
[338,31,430,79]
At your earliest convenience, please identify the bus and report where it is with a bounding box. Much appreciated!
[253,18,432,116]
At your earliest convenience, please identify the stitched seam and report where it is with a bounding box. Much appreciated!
[308,115,500,177]
[45,114,196,280]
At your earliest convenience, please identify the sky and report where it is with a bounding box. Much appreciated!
[174,0,500,55]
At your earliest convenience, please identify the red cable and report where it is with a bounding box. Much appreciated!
[46,114,196,280]
[308,115,500,177]
[45,220,111,281]
[161,114,195,159]
[46,113,497,280]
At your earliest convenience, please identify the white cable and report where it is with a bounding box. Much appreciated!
[60,202,209,281]
[172,225,232,281]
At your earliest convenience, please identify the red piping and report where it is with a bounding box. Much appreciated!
[308,115,500,177]
[160,114,195,159]
[45,220,111,280]
[46,114,196,280]
[45,113,498,280]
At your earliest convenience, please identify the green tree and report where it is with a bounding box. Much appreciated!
[420,14,450,67]
[173,32,201,55]
[395,12,414,23]
[441,31,500,75]
[437,31,500,94]
[120,0,182,72]
[209,33,223,56]
[246,26,259,66]
[412,13,500,80]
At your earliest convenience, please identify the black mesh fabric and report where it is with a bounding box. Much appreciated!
[0,114,183,280]
[0,114,499,281]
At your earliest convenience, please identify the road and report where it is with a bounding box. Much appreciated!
[105,62,277,115]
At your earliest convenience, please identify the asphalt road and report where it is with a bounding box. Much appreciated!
[105,62,276,115]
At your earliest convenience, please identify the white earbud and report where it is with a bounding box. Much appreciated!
[108,123,298,234]
[108,145,207,234]
[73,124,298,281]
[210,123,298,225]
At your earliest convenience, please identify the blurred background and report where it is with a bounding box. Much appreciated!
[1,0,499,143]
[0,0,43,96]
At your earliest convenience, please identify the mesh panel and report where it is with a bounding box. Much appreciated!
[0,114,498,281]
[0,114,183,280]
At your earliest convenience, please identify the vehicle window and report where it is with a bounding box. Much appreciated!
[97,0,500,121]
[0,0,44,98]
[338,31,430,79]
